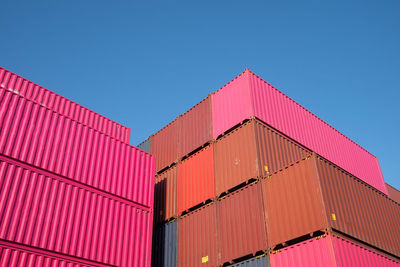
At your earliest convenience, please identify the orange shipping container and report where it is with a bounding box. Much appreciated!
[154,166,178,224]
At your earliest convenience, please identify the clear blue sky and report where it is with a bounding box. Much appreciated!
[1,1,399,189]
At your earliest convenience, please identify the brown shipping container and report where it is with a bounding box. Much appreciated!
[178,203,218,267]
[154,165,178,224]
[215,119,311,196]
[178,96,213,159]
[151,119,179,173]
[387,183,400,204]
[261,154,400,257]
[217,182,267,265]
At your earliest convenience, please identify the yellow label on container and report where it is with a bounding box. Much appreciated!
[202,256,209,263]
[264,165,269,172]
[331,213,336,221]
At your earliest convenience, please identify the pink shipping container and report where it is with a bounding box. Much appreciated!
[0,89,154,207]
[211,69,387,195]
[270,234,400,267]
[0,67,130,143]
[0,156,153,267]
[0,240,107,267]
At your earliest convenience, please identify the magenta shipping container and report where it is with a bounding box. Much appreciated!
[211,69,387,194]
[0,67,130,143]
[270,234,400,267]
[0,88,155,207]
[0,156,153,267]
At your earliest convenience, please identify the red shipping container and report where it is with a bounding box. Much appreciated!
[178,203,218,267]
[387,183,400,204]
[178,144,215,214]
[154,165,178,224]
[0,67,130,143]
[0,156,153,267]
[217,182,267,265]
[0,89,154,207]
[211,69,387,195]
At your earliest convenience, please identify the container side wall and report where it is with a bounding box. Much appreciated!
[230,255,270,267]
[249,72,387,194]
[152,221,177,267]
[138,138,151,153]
[0,68,130,143]
[261,158,327,248]
[211,71,253,139]
[177,204,218,267]
[178,96,213,158]
[386,183,400,204]
[154,166,178,224]
[217,183,267,265]
[178,144,215,214]
[151,120,179,172]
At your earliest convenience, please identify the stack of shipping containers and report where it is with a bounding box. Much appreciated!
[0,67,155,267]
[144,69,400,266]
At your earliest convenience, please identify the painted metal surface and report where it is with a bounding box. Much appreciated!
[0,67,130,143]
[0,157,153,267]
[138,138,151,153]
[151,119,179,173]
[211,69,387,195]
[178,144,215,214]
[152,221,177,267]
[154,166,178,224]
[217,182,267,265]
[230,256,270,267]
[178,203,218,267]
[0,90,155,207]
[0,240,107,267]
[387,183,400,204]
[178,95,213,158]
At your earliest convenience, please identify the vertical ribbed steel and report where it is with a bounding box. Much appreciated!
[152,221,177,267]
[231,256,270,267]
[138,138,151,153]
[154,166,178,224]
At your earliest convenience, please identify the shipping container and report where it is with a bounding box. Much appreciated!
[138,137,151,153]
[151,119,179,173]
[270,234,400,267]
[217,182,267,265]
[0,156,153,267]
[0,67,130,143]
[152,221,177,267]
[387,183,400,204]
[231,256,270,267]
[178,144,215,214]
[178,203,218,267]
[154,166,178,224]
[0,90,155,207]
[261,154,400,257]
[0,240,107,267]
[178,96,213,159]
[211,69,387,195]
[214,119,311,196]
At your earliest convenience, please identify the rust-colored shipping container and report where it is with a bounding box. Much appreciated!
[387,183,400,204]
[178,144,215,214]
[151,119,179,173]
[178,96,213,159]
[214,119,311,196]
[154,166,178,224]
[261,154,400,257]
[178,203,218,267]
[217,182,267,265]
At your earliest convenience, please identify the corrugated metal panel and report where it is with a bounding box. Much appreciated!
[316,156,400,258]
[0,67,130,143]
[0,240,107,267]
[154,166,178,224]
[151,119,179,173]
[248,70,387,195]
[214,120,259,196]
[332,235,400,266]
[230,256,270,267]
[270,235,337,267]
[211,71,253,139]
[138,138,151,153]
[261,157,327,248]
[178,144,215,214]
[387,183,400,204]
[0,157,153,267]
[152,221,177,267]
[177,203,218,267]
[178,96,213,158]
[217,182,267,265]
[0,90,155,207]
